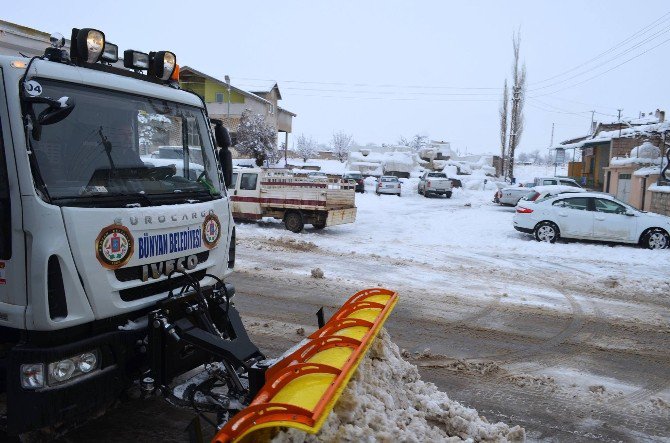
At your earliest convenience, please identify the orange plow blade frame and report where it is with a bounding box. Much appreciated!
[213,288,398,443]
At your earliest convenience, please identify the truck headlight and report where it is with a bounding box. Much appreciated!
[47,350,99,385]
[20,363,45,389]
[73,28,105,64]
[77,352,98,373]
[149,51,177,81]
[51,359,76,383]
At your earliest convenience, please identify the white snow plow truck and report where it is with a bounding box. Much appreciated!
[0,28,397,441]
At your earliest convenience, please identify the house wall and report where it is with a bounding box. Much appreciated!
[203,81,245,104]
[605,166,660,211]
[650,190,670,216]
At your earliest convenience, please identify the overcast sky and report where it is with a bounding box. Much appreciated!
[6,1,669,154]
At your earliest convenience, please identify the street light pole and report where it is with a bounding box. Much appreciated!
[224,75,231,125]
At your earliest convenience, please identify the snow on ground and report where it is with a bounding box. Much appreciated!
[233,164,670,441]
[239,164,668,324]
[271,330,524,443]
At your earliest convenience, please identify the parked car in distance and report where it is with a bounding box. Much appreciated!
[376,175,402,196]
[418,172,453,198]
[140,156,205,181]
[494,181,535,205]
[513,192,670,249]
[534,176,582,188]
[519,185,587,203]
[306,171,329,181]
[343,171,365,193]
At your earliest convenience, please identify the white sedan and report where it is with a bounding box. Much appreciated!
[513,192,670,249]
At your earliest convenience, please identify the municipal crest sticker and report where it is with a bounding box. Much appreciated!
[202,214,221,248]
[95,225,134,269]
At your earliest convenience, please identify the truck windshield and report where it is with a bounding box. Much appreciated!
[26,79,221,206]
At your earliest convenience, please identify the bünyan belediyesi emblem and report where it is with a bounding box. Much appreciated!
[202,213,221,248]
[96,224,134,269]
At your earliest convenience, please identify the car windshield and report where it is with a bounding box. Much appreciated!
[428,173,447,178]
[25,79,221,206]
[345,173,362,179]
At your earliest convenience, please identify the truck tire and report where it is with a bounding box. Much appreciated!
[284,212,304,233]
[312,221,326,229]
[445,191,452,198]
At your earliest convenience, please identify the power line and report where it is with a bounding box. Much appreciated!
[530,11,670,85]
[530,35,670,98]
[528,22,670,92]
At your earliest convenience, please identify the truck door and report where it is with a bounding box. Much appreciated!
[0,69,27,322]
[230,171,262,220]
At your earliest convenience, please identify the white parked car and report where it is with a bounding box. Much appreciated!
[376,175,402,196]
[513,192,670,249]
[519,185,587,203]
[418,172,452,198]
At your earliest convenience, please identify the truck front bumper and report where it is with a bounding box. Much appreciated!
[6,329,144,435]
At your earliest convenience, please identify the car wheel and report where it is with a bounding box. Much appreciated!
[284,211,304,233]
[397,192,401,197]
[534,221,559,243]
[643,228,669,250]
[376,190,380,195]
[445,191,452,199]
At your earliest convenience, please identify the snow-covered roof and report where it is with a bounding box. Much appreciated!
[553,119,670,151]
[648,183,670,193]
[180,66,271,105]
[235,80,282,100]
[634,165,663,176]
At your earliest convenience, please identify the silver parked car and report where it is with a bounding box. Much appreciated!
[376,176,402,196]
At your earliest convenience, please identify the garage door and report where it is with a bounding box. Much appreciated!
[616,173,631,203]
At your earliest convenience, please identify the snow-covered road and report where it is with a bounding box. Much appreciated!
[229,173,670,442]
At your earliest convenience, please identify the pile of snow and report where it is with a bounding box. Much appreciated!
[271,330,524,443]
[347,151,417,176]
[630,141,660,159]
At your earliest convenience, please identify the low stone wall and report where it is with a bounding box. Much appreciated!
[650,189,670,216]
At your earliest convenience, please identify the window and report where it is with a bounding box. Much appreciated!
[0,115,10,259]
[594,198,627,214]
[215,92,224,103]
[427,173,447,178]
[268,104,275,115]
[187,118,202,147]
[543,179,557,185]
[560,180,580,187]
[227,172,238,190]
[240,173,258,190]
[553,197,589,211]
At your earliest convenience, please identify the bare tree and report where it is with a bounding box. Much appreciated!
[295,134,317,162]
[507,31,527,181]
[331,131,353,162]
[397,135,410,147]
[499,79,509,178]
[234,109,277,166]
[409,134,429,152]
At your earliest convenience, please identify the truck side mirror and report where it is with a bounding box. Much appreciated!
[218,147,233,188]
[214,123,231,149]
[38,96,75,125]
[211,120,233,186]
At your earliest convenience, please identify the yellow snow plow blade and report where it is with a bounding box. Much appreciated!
[213,288,398,443]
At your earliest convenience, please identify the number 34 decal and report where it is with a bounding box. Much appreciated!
[24,80,43,96]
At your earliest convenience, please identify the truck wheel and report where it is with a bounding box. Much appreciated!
[312,221,327,229]
[284,212,304,233]
[445,191,452,198]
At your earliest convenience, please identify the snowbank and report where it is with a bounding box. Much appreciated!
[271,330,524,443]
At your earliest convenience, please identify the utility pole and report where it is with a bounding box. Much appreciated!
[549,122,555,147]
[589,110,595,135]
[508,84,521,183]
[617,108,623,137]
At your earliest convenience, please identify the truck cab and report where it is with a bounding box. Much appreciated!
[0,29,235,436]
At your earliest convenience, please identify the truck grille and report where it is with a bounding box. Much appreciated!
[114,251,210,282]
[119,270,207,302]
